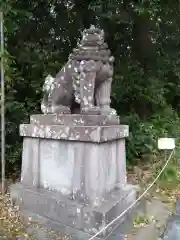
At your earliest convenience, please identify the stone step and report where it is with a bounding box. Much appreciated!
[128,224,159,240]
[30,114,120,126]
[126,197,172,240]
[162,198,180,240]
[163,215,180,240]
[12,186,173,240]
[19,195,146,240]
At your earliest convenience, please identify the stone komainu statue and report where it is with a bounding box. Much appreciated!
[41,25,116,116]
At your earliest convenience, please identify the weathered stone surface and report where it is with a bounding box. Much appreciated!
[21,210,127,240]
[20,137,127,205]
[41,25,116,116]
[10,183,136,239]
[161,199,180,239]
[20,138,40,188]
[19,124,129,142]
[129,224,158,240]
[30,114,120,126]
[125,197,173,240]
[145,198,170,234]
[176,198,180,215]
[163,215,180,240]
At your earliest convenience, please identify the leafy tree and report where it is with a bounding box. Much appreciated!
[1,0,180,171]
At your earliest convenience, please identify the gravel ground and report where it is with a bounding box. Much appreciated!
[0,192,29,239]
[0,192,71,240]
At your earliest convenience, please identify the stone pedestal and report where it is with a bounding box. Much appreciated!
[10,114,136,239]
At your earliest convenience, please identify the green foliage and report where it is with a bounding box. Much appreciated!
[123,106,180,164]
[2,0,180,170]
[159,165,178,183]
[156,157,180,190]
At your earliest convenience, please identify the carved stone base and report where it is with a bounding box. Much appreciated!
[30,114,120,126]
[19,136,128,205]
[13,112,134,239]
[20,124,128,143]
[10,183,136,240]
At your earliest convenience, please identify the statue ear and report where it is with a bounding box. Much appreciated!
[100,29,105,39]
[81,29,86,38]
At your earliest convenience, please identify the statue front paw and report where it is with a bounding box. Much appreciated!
[51,105,71,114]
[81,106,101,115]
[100,106,117,116]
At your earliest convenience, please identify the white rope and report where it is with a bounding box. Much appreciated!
[88,149,175,240]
